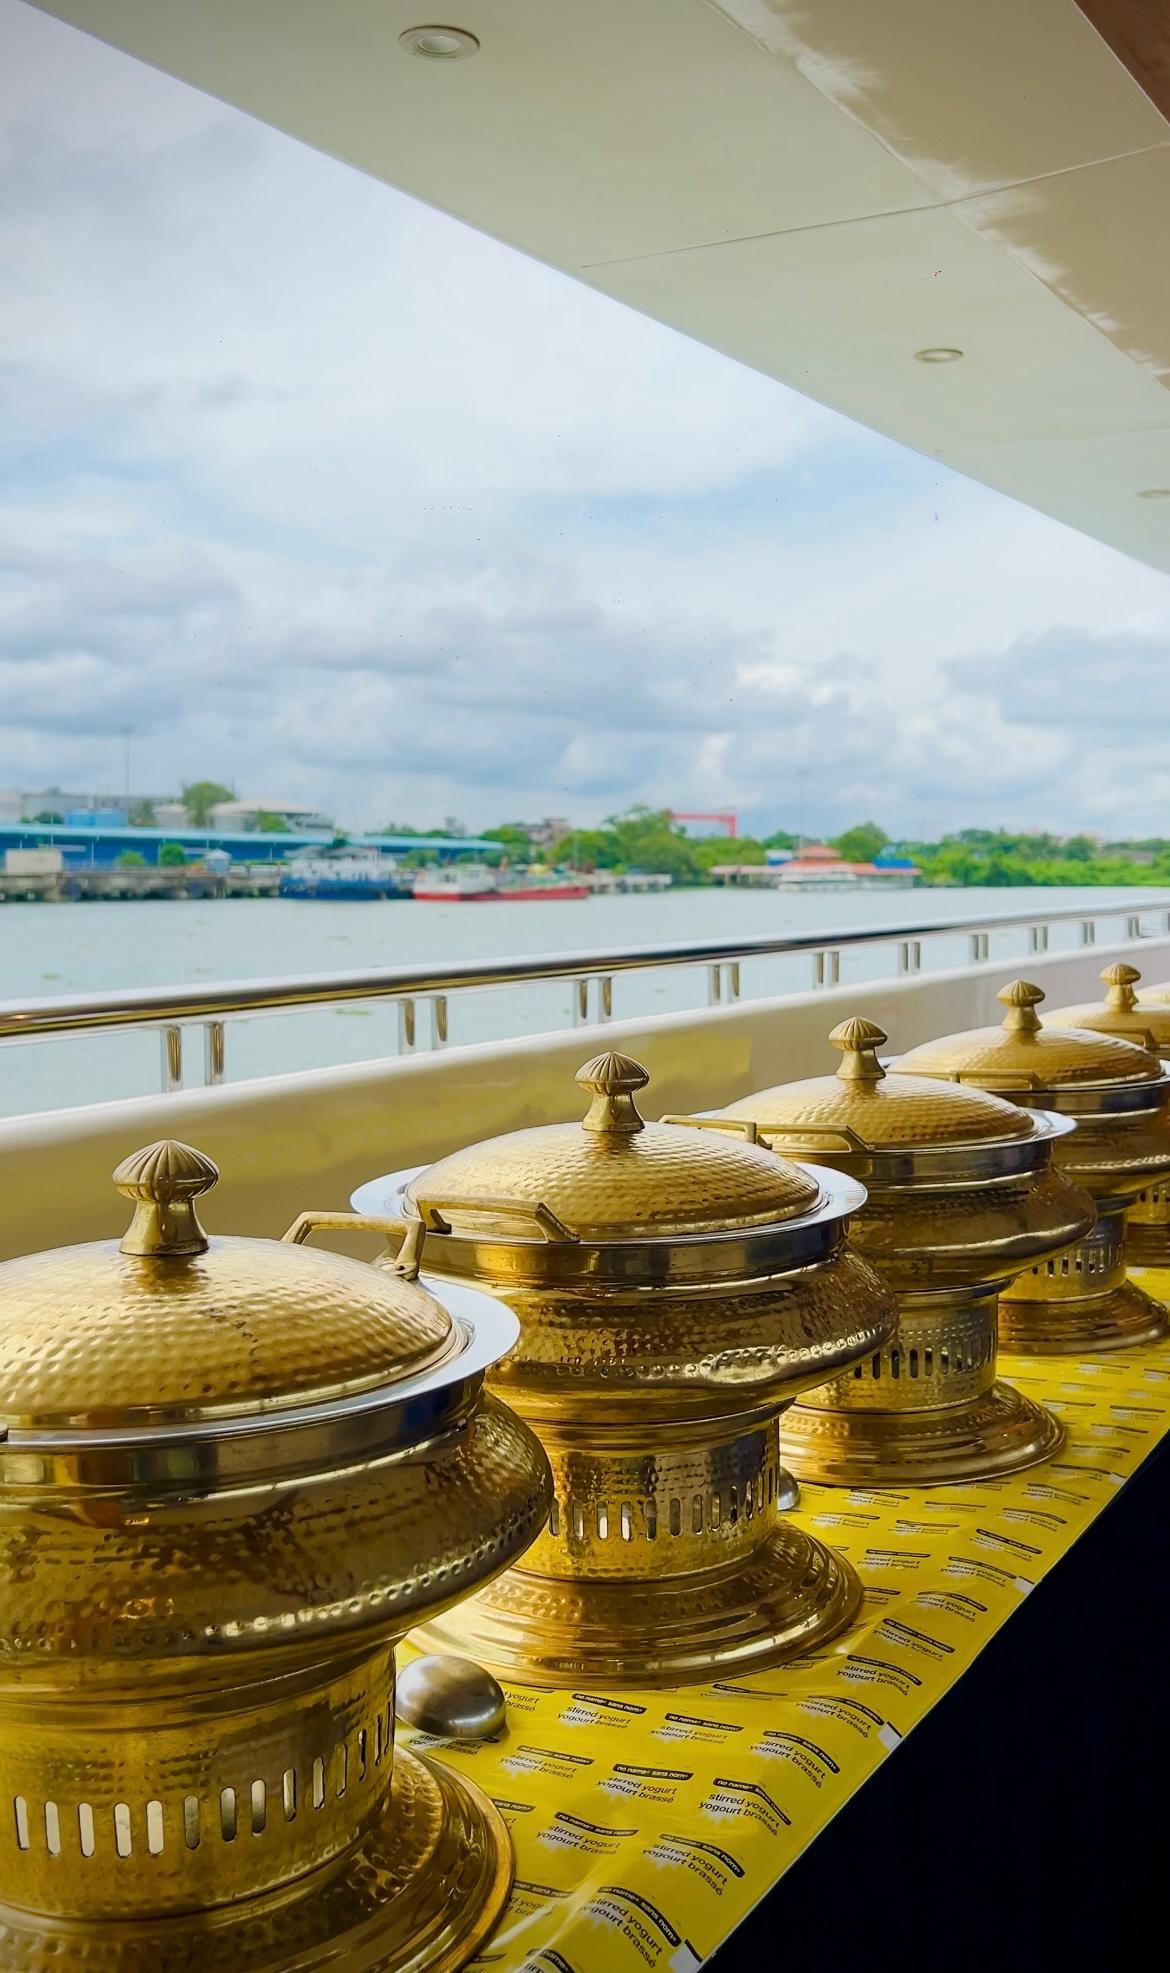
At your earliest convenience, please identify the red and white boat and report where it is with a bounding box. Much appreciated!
[500,880,590,900]
[411,867,589,902]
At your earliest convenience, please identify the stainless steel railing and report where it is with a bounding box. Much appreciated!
[1,896,1168,1095]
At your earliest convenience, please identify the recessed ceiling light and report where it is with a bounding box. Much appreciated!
[1137,487,1170,501]
[399,24,479,59]
[913,347,964,364]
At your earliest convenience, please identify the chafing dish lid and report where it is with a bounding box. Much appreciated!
[721,1017,1037,1151]
[0,1139,461,1436]
[895,980,1163,1090]
[405,1051,823,1242]
[1047,963,1170,1053]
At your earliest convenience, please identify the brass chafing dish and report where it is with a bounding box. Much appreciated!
[0,1140,551,1973]
[1047,963,1170,1267]
[894,981,1170,1352]
[352,1051,897,1687]
[703,1017,1089,1484]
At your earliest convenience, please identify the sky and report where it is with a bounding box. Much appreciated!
[4,2,1170,841]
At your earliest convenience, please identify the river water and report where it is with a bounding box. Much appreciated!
[1,886,1165,1119]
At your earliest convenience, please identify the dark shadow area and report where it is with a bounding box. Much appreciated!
[713,1434,1170,1971]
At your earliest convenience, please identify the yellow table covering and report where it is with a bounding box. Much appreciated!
[404,1272,1170,1972]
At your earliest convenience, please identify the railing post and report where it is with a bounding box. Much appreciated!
[160,1026,183,1094]
[572,977,612,1025]
[12,897,1170,1090]
[203,1020,225,1087]
[708,962,742,1006]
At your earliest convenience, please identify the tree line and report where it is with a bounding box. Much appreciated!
[27,783,1170,887]
[463,812,1170,888]
[479,811,886,882]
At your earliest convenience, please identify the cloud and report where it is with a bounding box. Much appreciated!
[947,626,1170,734]
[3,0,1170,836]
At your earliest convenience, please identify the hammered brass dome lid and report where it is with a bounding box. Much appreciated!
[1048,963,1170,1052]
[895,980,1163,1089]
[1138,974,1170,1009]
[722,1017,1036,1149]
[407,1051,822,1240]
[0,1140,458,1435]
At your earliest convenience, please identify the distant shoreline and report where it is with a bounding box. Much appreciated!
[6,873,1170,905]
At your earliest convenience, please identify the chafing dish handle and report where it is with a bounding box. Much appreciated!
[660,1115,760,1144]
[663,1114,869,1154]
[281,1210,427,1281]
[411,1196,580,1243]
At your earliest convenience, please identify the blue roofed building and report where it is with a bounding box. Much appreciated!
[0,822,497,869]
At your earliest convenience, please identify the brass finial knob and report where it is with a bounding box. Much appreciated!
[577,1052,649,1135]
[1101,961,1141,1012]
[998,979,1045,1035]
[115,1139,218,1258]
[829,1017,887,1083]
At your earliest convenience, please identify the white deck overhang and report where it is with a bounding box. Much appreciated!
[26,0,1170,574]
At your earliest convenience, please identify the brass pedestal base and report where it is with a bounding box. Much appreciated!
[1125,1221,1170,1268]
[0,1751,511,1973]
[417,1523,860,1687]
[1002,1204,1169,1352]
[1000,1278,1168,1353]
[779,1381,1063,1488]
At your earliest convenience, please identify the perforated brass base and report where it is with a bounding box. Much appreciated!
[779,1381,1064,1487]
[417,1523,860,1687]
[0,1751,511,1973]
[999,1278,1169,1353]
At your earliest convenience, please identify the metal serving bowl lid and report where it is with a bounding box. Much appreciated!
[895,980,1163,1091]
[0,1139,465,1438]
[405,1050,824,1244]
[721,1016,1038,1154]
[1048,962,1170,1053]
